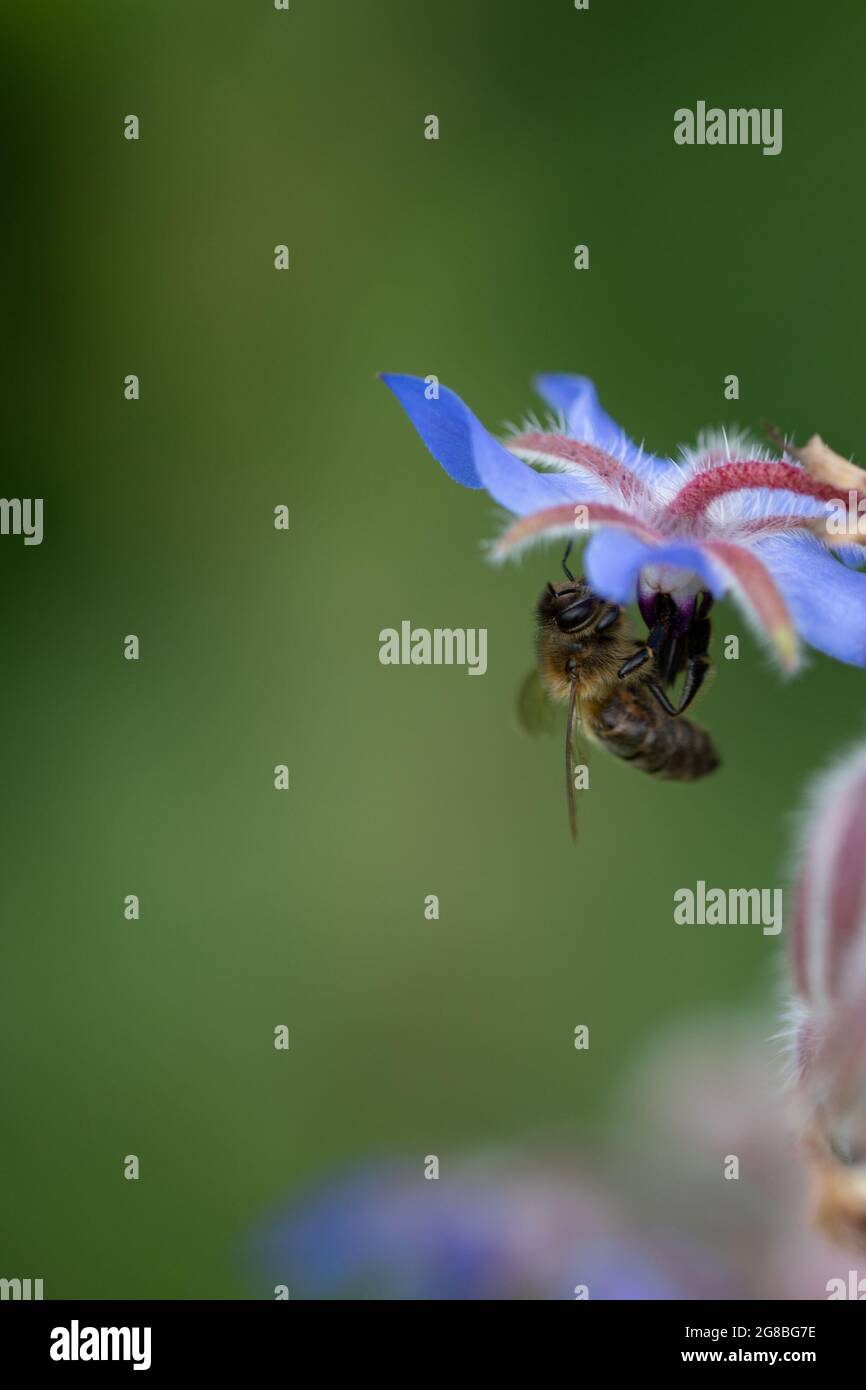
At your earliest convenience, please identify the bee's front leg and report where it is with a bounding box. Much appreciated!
[617,645,652,678]
[616,611,670,680]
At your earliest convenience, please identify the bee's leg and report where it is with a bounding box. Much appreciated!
[674,601,713,714]
[561,541,575,582]
[642,594,680,684]
[646,680,678,716]
[616,611,670,679]
[617,645,652,678]
[696,591,714,622]
[675,654,711,714]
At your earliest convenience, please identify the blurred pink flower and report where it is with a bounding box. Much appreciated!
[610,1013,842,1298]
[789,741,866,1251]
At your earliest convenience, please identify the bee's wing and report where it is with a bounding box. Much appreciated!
[515,668,559,736]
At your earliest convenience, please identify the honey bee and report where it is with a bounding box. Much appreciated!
[519,556,719,838]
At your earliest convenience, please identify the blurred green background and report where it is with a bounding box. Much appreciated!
[2,0,866,1297]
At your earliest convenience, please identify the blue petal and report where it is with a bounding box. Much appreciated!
[382,373,598,515]
[754,535,866,666]
[381,373,483,488]
[584,530,724,604]
[833,544,866,570]
[534,373,668,478]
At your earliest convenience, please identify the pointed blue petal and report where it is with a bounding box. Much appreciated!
[382,373,598,514]
[381,373,483,488]
[533,373,668,478]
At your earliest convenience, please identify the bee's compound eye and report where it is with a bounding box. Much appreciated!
[556,596,595,631]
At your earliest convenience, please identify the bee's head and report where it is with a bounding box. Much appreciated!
[537,578,616,636]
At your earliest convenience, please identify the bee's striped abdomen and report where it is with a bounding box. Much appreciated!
[588,687,719,782]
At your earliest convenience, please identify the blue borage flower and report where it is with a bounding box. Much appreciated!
[381,372,866,670]
[250,1155,733,1299]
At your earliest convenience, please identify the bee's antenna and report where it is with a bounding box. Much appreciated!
[561,540,575,582]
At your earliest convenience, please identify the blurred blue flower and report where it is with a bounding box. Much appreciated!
[251,1152,733,1300]
[382,372,866,669]
[248,1016,845,1301]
